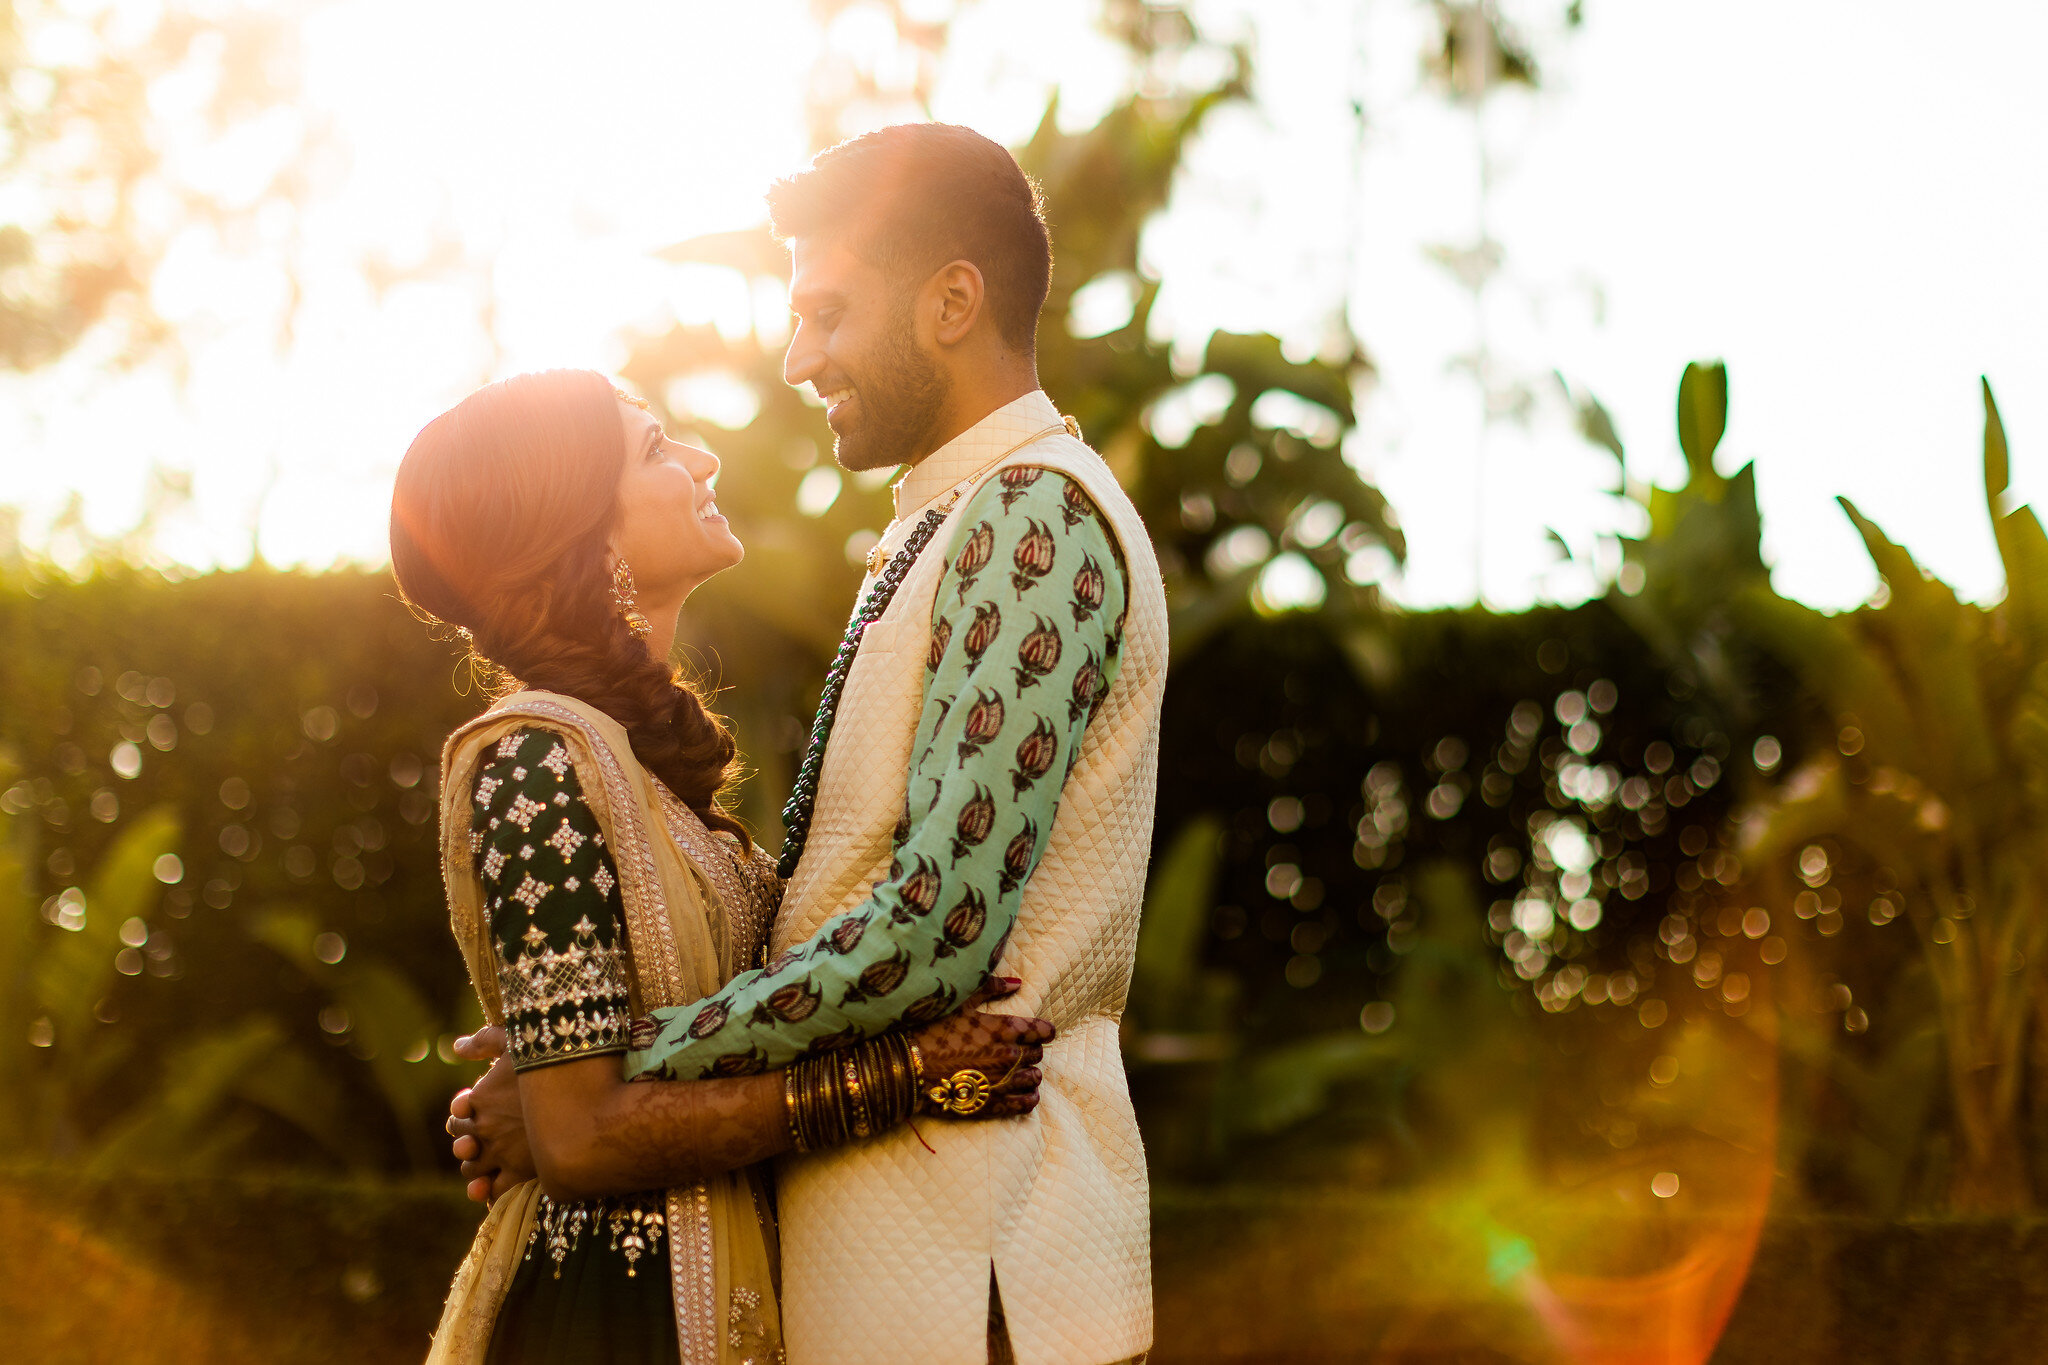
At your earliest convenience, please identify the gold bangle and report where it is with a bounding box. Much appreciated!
[807,1056,842,1148]
[906,1037,930,1115]
[815,1054,847,1147]
[884,1036,914,1124]
[851,1044,877,1133]
[798,1055,837,1150]
[863,1040,903,1129]
[784,1067,807,1153]
[791,1059,813,1151]
[842,1053,871,1139]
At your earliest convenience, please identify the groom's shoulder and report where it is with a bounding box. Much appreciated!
[996,432,1141,517]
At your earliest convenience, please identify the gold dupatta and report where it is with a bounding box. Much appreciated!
[425,691,783,1365]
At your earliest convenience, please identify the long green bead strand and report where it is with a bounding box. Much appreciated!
[777,507,949,878]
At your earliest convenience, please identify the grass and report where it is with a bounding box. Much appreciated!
[8,1169,2048,1363]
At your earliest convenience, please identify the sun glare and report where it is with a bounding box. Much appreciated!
[7,0,822,570]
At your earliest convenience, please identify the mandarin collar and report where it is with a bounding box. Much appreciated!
[889,389,1065,522]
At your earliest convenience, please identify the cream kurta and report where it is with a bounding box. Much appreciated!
[771,391,1166,1365]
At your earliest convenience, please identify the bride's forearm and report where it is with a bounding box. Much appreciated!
[525,1063,791,1202]
[585,1074,793,1195]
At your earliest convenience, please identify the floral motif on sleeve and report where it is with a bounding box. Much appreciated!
[472,727,633,1072]
[626,471,1129,1081]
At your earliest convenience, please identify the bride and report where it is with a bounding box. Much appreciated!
[389,369,1050,1364]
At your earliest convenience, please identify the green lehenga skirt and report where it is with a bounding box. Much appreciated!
[485,1191,677,1365]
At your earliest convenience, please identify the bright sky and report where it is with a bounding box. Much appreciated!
[3,0,2043,614]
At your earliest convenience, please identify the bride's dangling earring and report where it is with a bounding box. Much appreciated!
[611,556,653,639]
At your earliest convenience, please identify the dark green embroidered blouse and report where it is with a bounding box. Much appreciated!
[471,728,635,1072]
[469,728,674,1364]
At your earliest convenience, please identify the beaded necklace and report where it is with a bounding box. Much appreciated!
[775,419,1072,879]
[776,504,949,876]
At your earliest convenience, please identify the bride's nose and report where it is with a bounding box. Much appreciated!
[680,444,720,482]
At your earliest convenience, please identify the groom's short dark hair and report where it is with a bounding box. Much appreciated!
[767,123,1052,353]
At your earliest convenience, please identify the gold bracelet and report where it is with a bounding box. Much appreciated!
[814,1054,847,1147]
[860,1040,901,1130]
[807,1056,843,1148]
[784,1066,807,1153]
[797,1055,837,1150]
[791,1058,813,1151]
[842,1053,871,1139]
[850,1044,875,1133]
[881,1036,914,1124]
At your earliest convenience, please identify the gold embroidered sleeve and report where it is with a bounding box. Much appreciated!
[471,727,633,1072]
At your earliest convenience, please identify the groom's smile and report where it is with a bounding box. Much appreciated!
[817,384,856,426]
[783,235,952,473]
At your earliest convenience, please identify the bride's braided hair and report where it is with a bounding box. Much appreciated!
[389,368,747,845]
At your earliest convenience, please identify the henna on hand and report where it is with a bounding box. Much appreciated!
[903,979,1055,1120]
[451,975,1057,1204]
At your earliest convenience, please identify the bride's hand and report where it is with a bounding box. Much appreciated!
[902,975,1053,1119]
[447,1026,535,1203]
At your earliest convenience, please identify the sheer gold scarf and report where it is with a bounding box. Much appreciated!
[425,691,783,1365]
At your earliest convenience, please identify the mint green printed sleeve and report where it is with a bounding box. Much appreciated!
[626,471,1129,1081]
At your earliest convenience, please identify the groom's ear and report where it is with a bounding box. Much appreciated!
[926,260,986,348]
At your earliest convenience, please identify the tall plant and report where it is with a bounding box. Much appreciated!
[1591,362,2048,1211]
[1737,383,2048,1211]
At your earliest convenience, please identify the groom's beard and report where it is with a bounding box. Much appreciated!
[831,304,949,472]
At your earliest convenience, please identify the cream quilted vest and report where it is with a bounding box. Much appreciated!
[770,391,1164,1365]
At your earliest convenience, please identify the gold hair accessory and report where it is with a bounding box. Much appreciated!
[611,557,652,639]
[926,1068,992,1116]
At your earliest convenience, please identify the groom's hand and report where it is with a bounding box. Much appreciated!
[905,976,1054,1119]
[446,1026,535,1204]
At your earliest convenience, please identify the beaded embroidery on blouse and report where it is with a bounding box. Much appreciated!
[471,731,634,1071]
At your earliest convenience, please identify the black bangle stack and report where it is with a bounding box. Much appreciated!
[783,1034,923,1152]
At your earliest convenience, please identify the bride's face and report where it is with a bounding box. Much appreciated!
[610,398,743,602]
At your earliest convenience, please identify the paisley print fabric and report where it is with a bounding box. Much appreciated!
[628,472,1130,1081]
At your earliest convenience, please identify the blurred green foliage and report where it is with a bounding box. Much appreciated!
[0,568,480,1173]
[1616,372,2048,1212]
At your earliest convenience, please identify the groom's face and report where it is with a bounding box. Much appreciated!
[784,235,949,473]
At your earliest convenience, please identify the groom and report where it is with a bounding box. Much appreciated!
[454,123,1165,1365]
